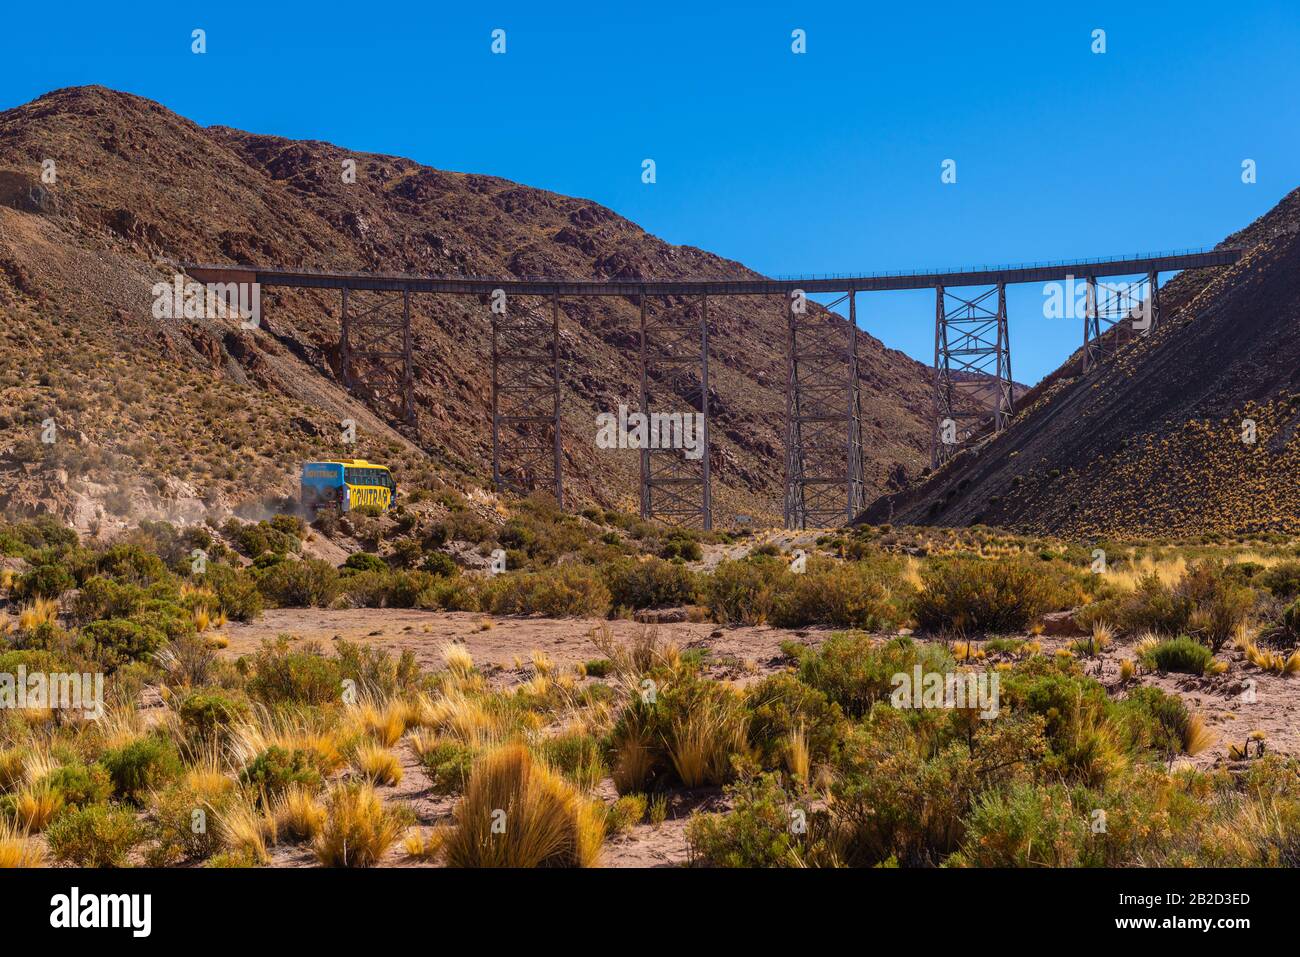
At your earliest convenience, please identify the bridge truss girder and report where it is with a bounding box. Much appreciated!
[492,293,564,505]
[340,287,415,425]
[931,283,1013,469]
[639,294,711,529]
[1082,270,1160,373]
[784,291,865,530]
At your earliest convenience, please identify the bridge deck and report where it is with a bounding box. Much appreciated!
[186,247,1241,297]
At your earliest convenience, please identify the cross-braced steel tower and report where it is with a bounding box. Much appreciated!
[784,291,865,529]
[931,283,1014,468]
[491,293,564,505]
[639,293,711,529]
[340,287,416,425]
[1082,271,1160,373]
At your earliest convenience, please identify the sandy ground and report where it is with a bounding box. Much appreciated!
[210,609,1300,866]
[223,608,827,682]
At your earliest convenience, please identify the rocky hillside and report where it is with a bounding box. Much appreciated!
[861,187,1300,538]
[0,85,945,531]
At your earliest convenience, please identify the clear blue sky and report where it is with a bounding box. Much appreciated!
[3,1,1297,383]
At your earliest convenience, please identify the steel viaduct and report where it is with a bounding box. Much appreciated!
[188,246,1241,531]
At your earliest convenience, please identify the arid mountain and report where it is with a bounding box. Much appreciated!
[862,187,1300,538]
[0,85,944,530]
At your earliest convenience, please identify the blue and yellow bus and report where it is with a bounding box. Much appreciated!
[300,460,397,513]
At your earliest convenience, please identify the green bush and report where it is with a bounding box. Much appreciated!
[687,773,812,867]
[176,688,251,739]
[797,634,952,718]
[339,569,392,607]
[914,558,1073,634]
[419,739,476,794]
[43,762,113,811]
[485,566,611,617]
[46,804,144,867]
[949,781,1086,867]
[80,617,168,669]
[243,638,344,705]
[199,564,264,621]
[101,736,183,804]
[343,552,386,574]
[744,673,846,770]
[421,552,459,579]
[603,557,698,610]
[705,558,786,624]
[1260,562,1300,601]
[13,563,75,601]
[257,558,341,608]
[1139,635,1215,675]
[771,558,911,630]
[239,746,323,802]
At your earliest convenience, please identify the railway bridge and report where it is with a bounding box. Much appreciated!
[188,246,1241,530]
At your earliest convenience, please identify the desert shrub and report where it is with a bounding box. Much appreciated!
[43,762,113,811]
[744,673,846,770]
[94,543,172,587]
[827,707,1045,866]
[444,743,604,867]
[256,559,340,608]
[771,558,911,630]
[705,558,786,624]
[332,640,418,699]
[342,552,386,574]
[101,736,183,804]
[418,739,476,794]
[1282,598,1300,641]
[659,531,703,562]
[239,747,323,802]
[339,569,391,607]
[659,676,750,789]
[13,563,75,601]
[537,731,607,792]
[421,551,459,579]
[1260,562,1300,601]
[797,633,953,719]
[176,688,251,740]
[1177,561,1254,652]
[603,557,698,610]
[312,783,407,867]
[914,558,1070,634]
[687,773,815,867]
[223,518,302,559]
[80,617,167,669]
[949,781,1087,867]
[72,576,148,621]
[485,566,611,617]
[200,563,264,621]
[387,570,440,608]
[1139,635,1215,675]
[45,804,143,867]
[242,639,343,706]
[146,782,229,865]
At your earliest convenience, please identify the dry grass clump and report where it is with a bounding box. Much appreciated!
[1244,640,1300,675]
[403,826,449,861]
[1183,713,1218,757]
[312,784,405,867]
[17,596,59,631]
[274,784,326,842]
[444,743,604,867]
[217,795,277,864]
[0,820,45,867]
[229,708,345,774]
[352,742,404,786]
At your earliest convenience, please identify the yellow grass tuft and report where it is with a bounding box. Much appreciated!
[404,826,449,861]
[218,796,277,864]
[785,724,810,784]
[441,642,475,679]
[18,597,59,631]
[274,784,327,842]
[15,786,63,832]
[313,784,405,867]
[353,742,404,787]
[1183,713,1217,757]
[0,820,44,868]
[444,743,604,868]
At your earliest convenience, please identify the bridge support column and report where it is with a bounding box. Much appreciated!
[639,292,711,529]
[1147,270,1160,334]
[932,283,1014,468]
[339,286,416,425]
[784,290,865,529]
[492,293,563,504]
